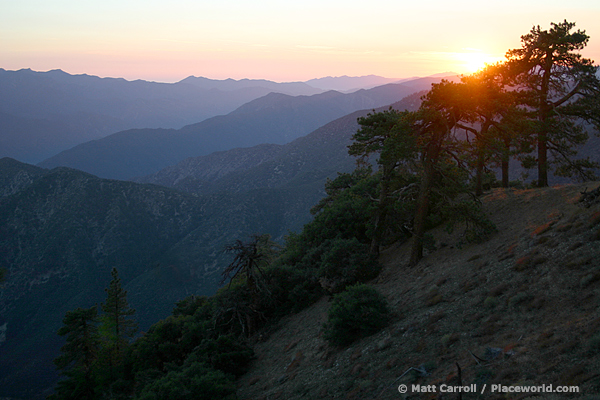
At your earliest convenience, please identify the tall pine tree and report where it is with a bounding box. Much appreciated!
[98,267,138,386]
[101,267,138,352]
[50,306,100,400]
[505,20,600,186]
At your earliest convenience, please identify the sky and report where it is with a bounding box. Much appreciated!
[1,0,600,83]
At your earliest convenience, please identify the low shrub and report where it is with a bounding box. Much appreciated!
[135,361,236,400]
[193,334,254,377]
[323,284,390,347]
[509,292,534,308]
[265,264,323,314]
[316,237,381,293]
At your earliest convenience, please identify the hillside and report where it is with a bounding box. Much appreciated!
[0,155,340,399]
[0,159,213,399]
[132,110,364,194]
[0,93,428,399]
[236,182,600,399]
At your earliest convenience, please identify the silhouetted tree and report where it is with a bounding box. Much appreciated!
[409,109,456,265]
[349,108,417,253]
[101,268,138,353]
[221,234,279,294]
[505,20,600,186]
[219,234,280,335]
[457,66,529,192]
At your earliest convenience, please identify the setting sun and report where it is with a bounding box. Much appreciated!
[457,51,503,73]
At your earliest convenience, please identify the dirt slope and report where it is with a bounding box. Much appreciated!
[237,182,600,400]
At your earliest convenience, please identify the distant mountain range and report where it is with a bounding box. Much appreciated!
[304,75,401,92]
[38,76,458,180]
[0,69,322,163]
[0,68,458,165]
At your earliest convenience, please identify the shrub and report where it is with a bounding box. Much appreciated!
[317,237,382,293]
[193,334,254,377]
[509,292,534,308]
[263,263,323,315]
[135,361,236,400]
[323,284,390,346]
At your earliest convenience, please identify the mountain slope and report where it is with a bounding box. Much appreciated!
[0,156,47,196]
[134,92,426,195]
[236,182,600,400]
[0,93,426,399]
[132,144,286,191]
[0,159,213,399]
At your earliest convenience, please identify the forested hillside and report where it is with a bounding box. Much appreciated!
[0,94,424,399]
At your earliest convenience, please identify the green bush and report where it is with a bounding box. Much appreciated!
[323,284,390,346]
[266,264,323,314]
[135,361,236,400]
[317,237,382,293]
[268,236,382,315]
[193,334,254,377]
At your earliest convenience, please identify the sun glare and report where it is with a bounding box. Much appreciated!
[458,51,502,73]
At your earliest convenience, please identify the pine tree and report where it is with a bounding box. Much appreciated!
[456,66,528,192]
[99,268,138,381]
[51,306,100,400]
[349,108,417,254]
[505,20,600,186]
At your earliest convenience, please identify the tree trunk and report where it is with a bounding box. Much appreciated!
[475,122,490,196]
[409,163,432,266]
[369,215,382,256]
[501,160,509,187]
[475,154,484,196]
[537,130,548,187]
[501,137,510,187]
[537,54,552,188]
[370,169,391,255]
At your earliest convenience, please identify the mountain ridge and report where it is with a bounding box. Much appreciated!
[38,78,455,180]
[0,68,323,163]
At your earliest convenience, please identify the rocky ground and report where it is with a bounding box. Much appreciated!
[236,182,600,400]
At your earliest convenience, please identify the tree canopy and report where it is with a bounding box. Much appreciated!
[504,20,600,186]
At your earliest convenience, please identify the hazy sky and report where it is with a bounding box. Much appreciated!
[2,0,600,82]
